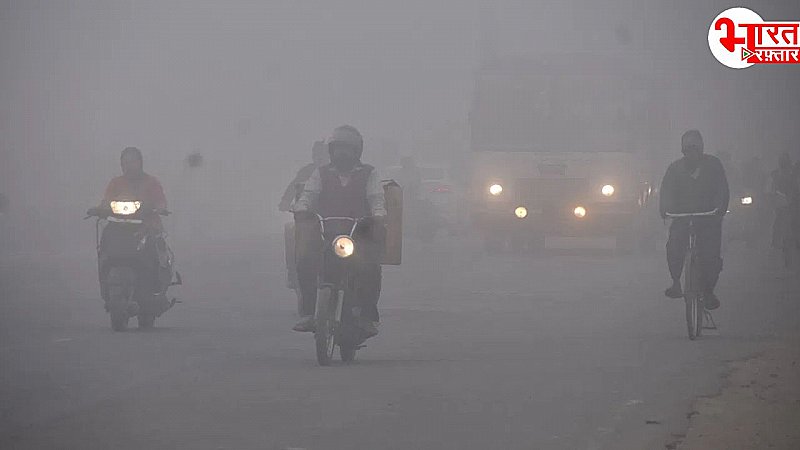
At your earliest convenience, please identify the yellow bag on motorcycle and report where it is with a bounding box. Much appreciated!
[382,180,403,265]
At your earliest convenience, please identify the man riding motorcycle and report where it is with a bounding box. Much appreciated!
[291,125,386,337]
[660,130,730,310]
[89,147,173,314]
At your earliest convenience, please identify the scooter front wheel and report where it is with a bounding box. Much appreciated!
[137,314,155,329]
[340,344,356,363]
[107,267,135,332]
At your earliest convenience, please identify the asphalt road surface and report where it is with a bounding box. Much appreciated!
[1,232,798,450]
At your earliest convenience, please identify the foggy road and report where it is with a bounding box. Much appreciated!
[1,234,798,450]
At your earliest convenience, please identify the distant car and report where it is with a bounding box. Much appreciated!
[385,165,464,238]
[419,166,462,235]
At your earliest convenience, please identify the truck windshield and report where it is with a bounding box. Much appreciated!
[471,73,648,153]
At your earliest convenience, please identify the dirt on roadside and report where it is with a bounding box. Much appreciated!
[674,336,800,450]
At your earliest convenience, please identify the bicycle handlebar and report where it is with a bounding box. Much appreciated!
[664,209,718,218]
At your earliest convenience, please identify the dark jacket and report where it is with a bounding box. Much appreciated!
[317,163,374,219]
[659,154,730,217]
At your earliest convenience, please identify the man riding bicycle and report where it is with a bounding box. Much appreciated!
[659,130,730,310]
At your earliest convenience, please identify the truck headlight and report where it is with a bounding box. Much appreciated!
[741,196,753,205]
[332,236,355,258]
[514,206,528,219]
[601,184,615,197]
[489,184,503,196]
[573,206,587,219]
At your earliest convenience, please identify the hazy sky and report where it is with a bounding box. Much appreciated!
[1,0,798,250]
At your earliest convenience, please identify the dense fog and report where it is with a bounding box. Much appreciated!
[1,0,798,253]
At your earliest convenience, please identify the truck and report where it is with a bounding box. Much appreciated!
[468,53,667,252]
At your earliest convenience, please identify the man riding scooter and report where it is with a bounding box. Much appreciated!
[87,147,179,329]
[291,125,386,338]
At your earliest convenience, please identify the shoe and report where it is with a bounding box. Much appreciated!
[704,292,720,310]
[664,280,683,299]
[292,316,316,332]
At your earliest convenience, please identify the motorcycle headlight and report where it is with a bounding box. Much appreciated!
[332,236,355,258]
[110,200,141,215]
[601,184,615,197]
[489,184,503,196]
[573,206,587,219]
[740,196,753,205]
[514,206,528,219]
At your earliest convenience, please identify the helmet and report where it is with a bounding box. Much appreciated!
[327,125,363,160]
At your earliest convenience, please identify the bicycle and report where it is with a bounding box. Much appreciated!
[665,210,719,340]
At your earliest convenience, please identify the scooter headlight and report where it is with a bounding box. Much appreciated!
[601,184,615,197]
[332,236,355,258]
[514,206,528,219]
[573,206,587,219]
[740,196,753,205]
[489,184,503,196]
[110,200,141,215]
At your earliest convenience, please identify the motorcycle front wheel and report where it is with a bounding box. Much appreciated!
[314,287,336,366]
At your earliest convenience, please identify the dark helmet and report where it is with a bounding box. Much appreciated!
[327,125,363,160]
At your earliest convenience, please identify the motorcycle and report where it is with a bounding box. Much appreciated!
[86,200,181,331]
[295,212,382,366]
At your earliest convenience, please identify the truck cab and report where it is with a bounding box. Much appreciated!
[468,54,665,252]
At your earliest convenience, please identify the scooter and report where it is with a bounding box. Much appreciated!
[86,200,181,331]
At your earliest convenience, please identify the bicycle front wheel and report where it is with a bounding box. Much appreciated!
[683,252,703,340]
[685,293,703,340]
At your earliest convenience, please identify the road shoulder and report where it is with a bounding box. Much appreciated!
[675,335,800,450]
